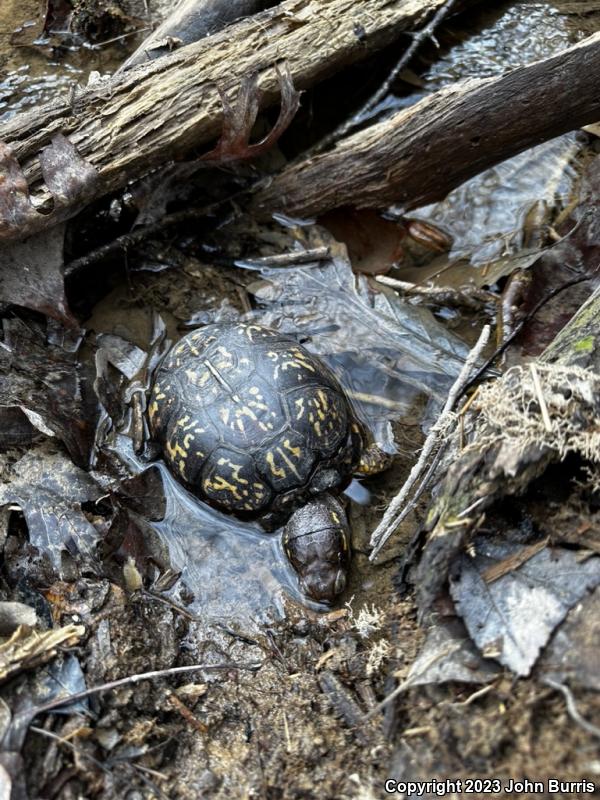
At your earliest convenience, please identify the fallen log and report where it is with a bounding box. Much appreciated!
[0,0,453,244]
[251,32,600,219]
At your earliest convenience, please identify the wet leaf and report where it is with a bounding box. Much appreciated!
[0,135,98,242]
[450,540,600,677]
[0,224,76,325]
[116,466,166,521]
[514,155,600,355]
[320,209,405,276]
[0,407,40,450]
[95,333,147,381]
[0,623,84,684]
[42,0,73,36]
[241,228,470,444]
[0,318,100,467]
[34,654,88,715]
[201,64,300,163]
[539,586,600,690]
[407,616,500,686]
[0,446,103,574]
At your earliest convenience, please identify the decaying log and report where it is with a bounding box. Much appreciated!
[252,32,600,219]
[0,0,453,244]
[415,284,600,611]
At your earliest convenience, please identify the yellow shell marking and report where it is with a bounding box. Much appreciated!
[217,457,249,486]
[148,401,159,421]
[249,399,269,411]
[203,475,242,501]
[266,452,286,478]
[167,440,187,461]
[283,439,301,458]
[295,398,305,419]
[276,447,301,479]
[244,324,266,340]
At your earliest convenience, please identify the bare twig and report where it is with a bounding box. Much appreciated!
[309,0,458,156]
[19,660,262,722]
[369,325,491,559]
[376,275,495,310]
[529,362,553,432]
[462,269,600,395]
[544,679,600,740]
[448,684,494,707]
[236,247,331,268]
[30,726,170,799]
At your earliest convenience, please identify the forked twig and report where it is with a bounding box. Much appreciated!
[309,0,458,156]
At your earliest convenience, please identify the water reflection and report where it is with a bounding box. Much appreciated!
[150,465,328,622]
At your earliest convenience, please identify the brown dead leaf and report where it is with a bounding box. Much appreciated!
[201,64,300,163]
[0,225,76,325]
[0,134,98,242]
[320,208,405,275]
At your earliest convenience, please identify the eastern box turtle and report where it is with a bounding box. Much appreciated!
[148,322,388,603]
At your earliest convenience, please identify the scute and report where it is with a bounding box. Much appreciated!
[284,384,348,456]
[255,427,317,493]
[201,447,272,513]
[205,376,285,449]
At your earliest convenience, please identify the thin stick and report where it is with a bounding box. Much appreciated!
[309,0,458,156]
[63,184,259,276]
[21,660,262,720]
[376,275,494,309]
[30,726,168,798]
[529,362,553,432]
[362,643,458,721]
[236,247,330,267]
[369,325,490,558]
[544,678,600,740]
[462,269,599,395]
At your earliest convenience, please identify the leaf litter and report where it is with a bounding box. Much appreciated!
[3,0,600,794]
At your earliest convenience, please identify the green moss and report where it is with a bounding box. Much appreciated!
[574,335,594,353]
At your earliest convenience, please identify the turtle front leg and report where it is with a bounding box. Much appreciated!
[356,444,394,476]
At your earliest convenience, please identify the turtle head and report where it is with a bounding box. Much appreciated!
[282,494,351,604]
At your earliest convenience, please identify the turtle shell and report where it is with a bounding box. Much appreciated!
[148,322,361,519]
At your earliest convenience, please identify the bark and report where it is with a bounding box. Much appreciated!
[251,32,600,219]
[0,0,451,244]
